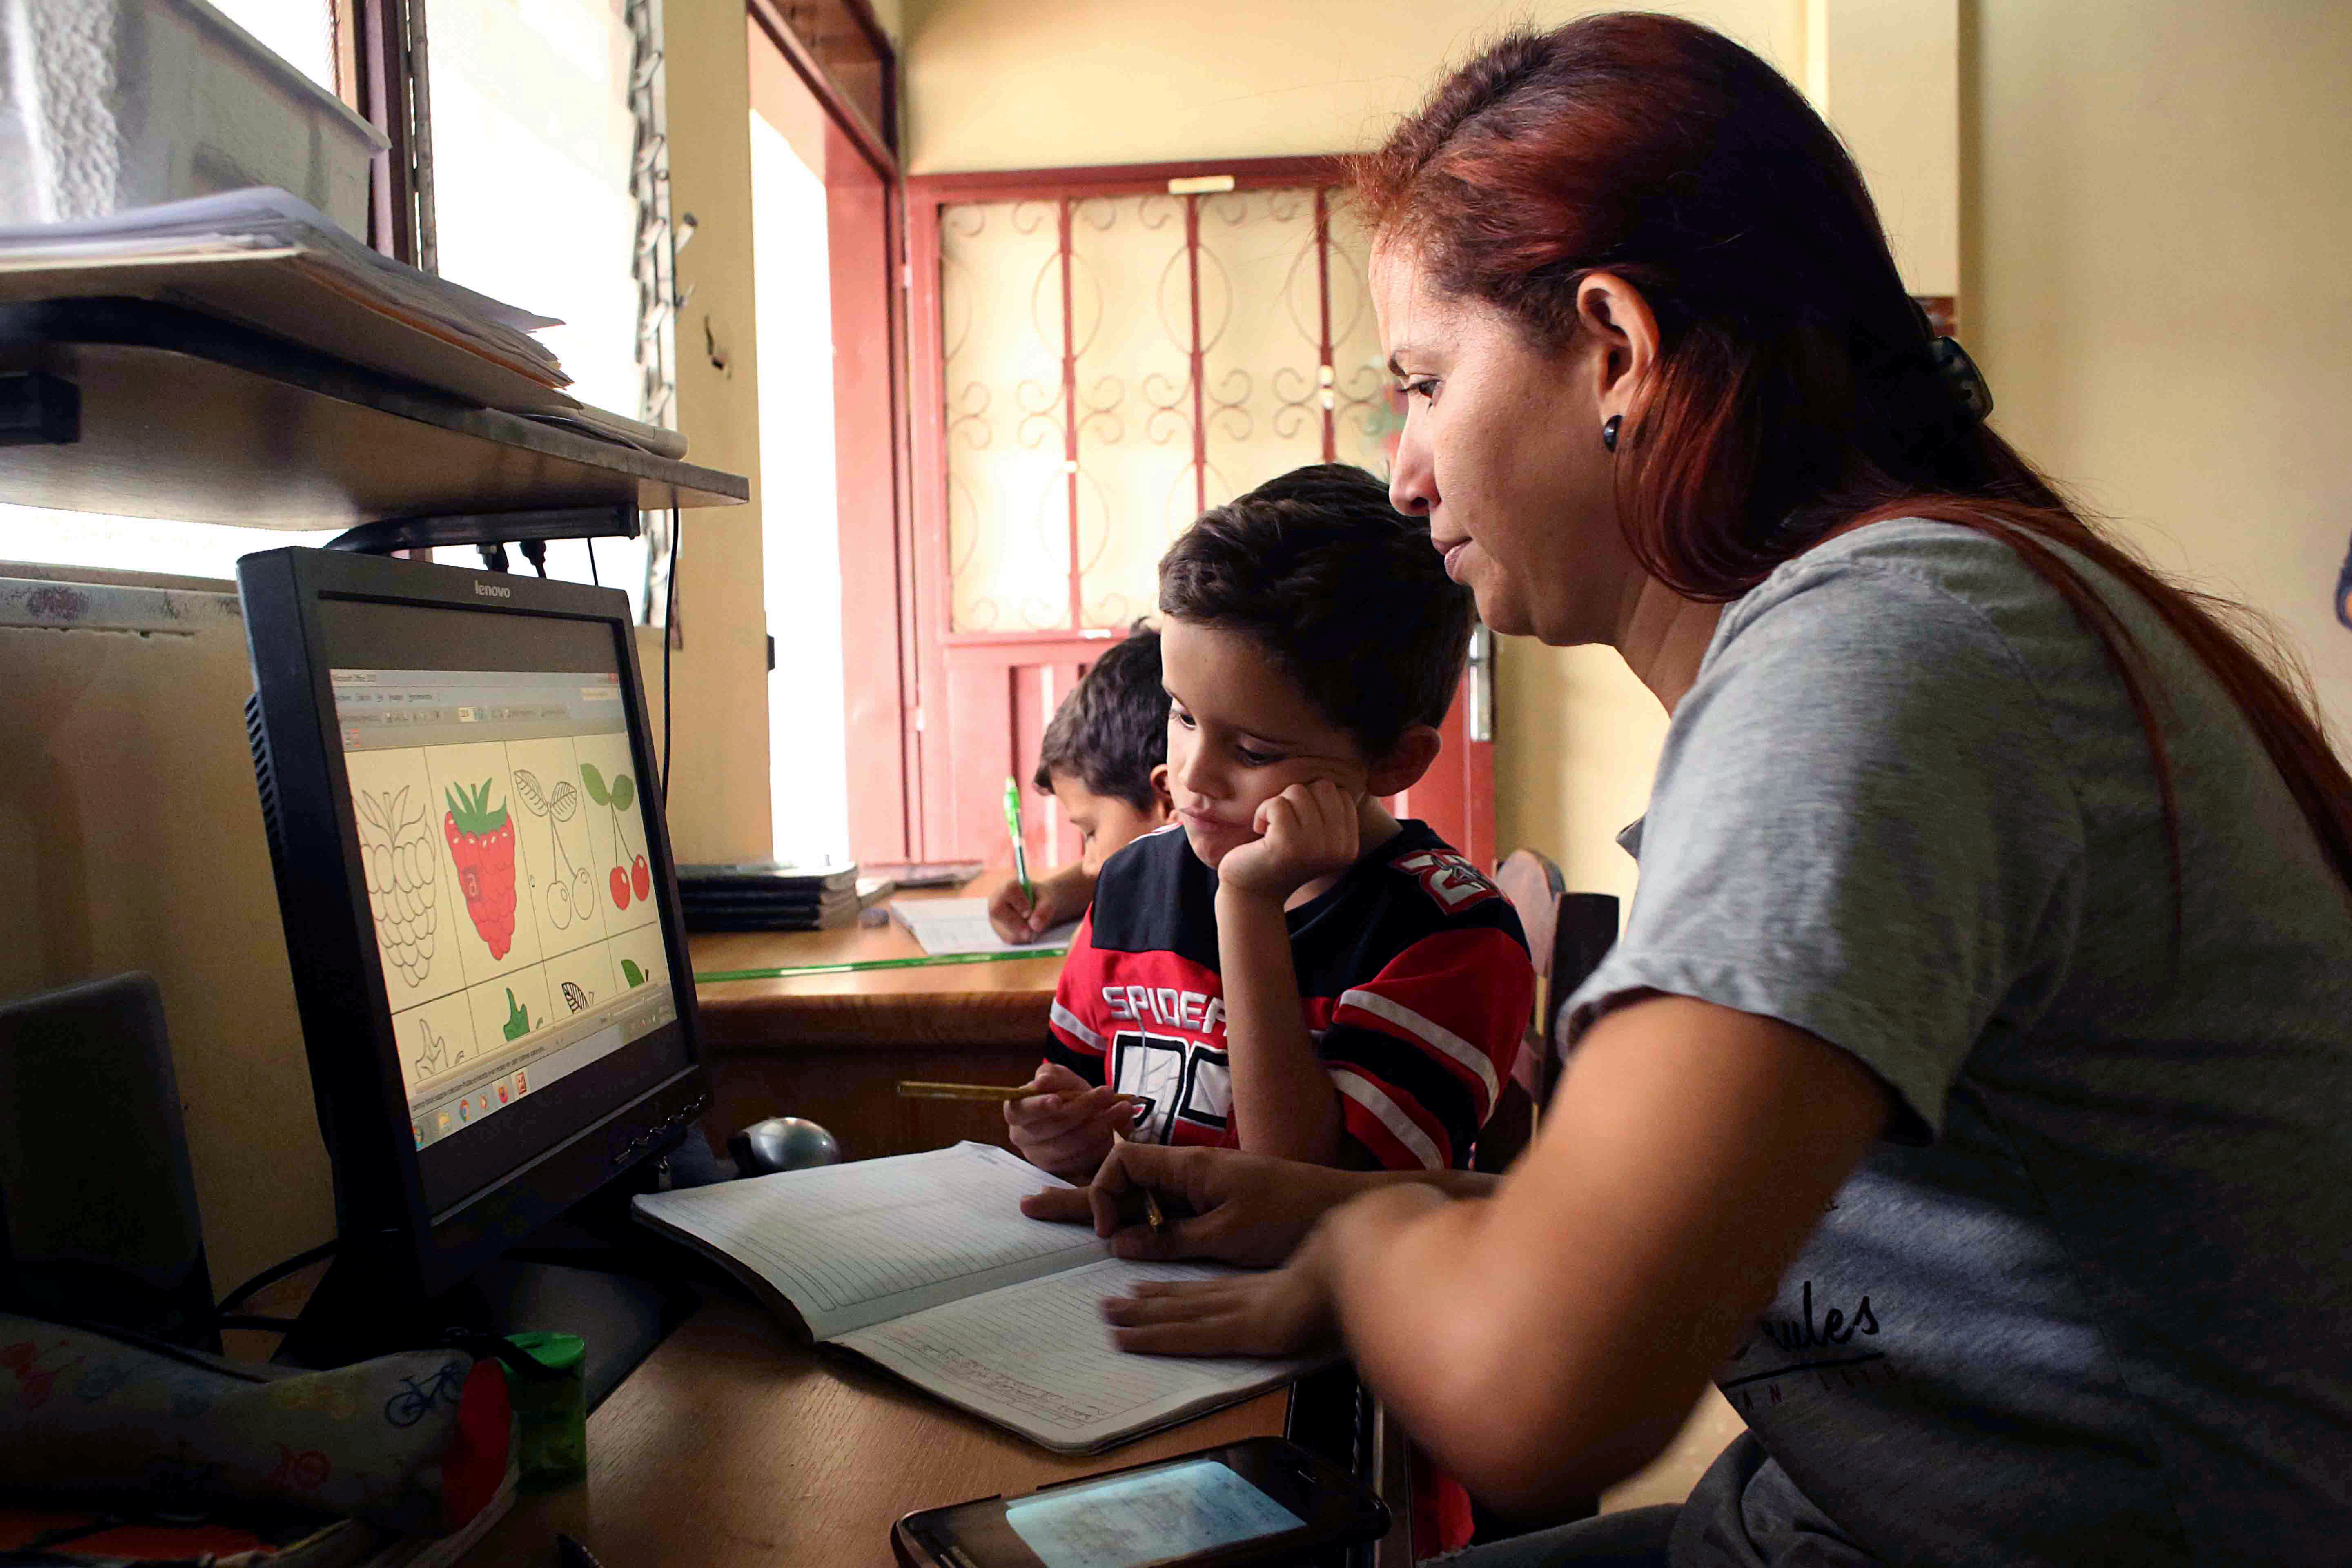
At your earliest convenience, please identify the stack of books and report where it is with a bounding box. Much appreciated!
[675,862,893,932]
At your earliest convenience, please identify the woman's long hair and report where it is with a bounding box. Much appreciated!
[1352,13,2352,902]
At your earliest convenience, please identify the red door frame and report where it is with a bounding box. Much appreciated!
[903,158,1496,870]
[748,4,921,862]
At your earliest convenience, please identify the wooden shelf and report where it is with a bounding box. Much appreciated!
[0,298,747,527]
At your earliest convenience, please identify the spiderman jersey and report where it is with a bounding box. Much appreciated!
[1046,820,1535,1171]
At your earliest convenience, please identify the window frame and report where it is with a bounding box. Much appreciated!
[747,0,914,862]
[902,157,1350,861]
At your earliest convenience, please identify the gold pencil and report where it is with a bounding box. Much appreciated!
[1112,1124,1170,1235]
[895,1080,1031,1100]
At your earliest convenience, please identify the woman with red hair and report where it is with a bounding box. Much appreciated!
[1025,13,2352,1566]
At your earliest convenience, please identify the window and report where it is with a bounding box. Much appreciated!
[748,3,911,863]
[416,0,673,616]
[751,105,851,865]
[0,0,347,582]
[0,0,674,612]
[903,163,1497,864]
[212,0,339,94]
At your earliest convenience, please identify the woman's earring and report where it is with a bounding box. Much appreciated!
[1601,415,1621,453]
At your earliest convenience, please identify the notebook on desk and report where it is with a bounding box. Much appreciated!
[630,1143,1320,1452]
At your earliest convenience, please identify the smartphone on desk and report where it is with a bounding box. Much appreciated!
[891,1437,1389,1568]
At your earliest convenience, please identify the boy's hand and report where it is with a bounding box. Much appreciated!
[987,862,1096,944]
[1215,778,1360,902]
[1004,1060,1140,1179]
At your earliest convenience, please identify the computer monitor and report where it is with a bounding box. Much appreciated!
[237,547,710,1356]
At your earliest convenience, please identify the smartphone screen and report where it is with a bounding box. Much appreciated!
[1001,1458,1304,1568]
[896,1437,1386,1568]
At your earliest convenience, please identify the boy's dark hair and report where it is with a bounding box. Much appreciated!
[1033,623,1169,810]
[1158,464,1475,756]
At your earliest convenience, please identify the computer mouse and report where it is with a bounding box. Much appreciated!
[728,1116,841,1176]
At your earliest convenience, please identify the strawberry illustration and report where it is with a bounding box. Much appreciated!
[443,778,518,958]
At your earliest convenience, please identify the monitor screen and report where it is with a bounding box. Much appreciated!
[316,595,693,1216]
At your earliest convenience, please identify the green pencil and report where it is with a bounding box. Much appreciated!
[1004,776,1033,905]
[693,947,1069,984]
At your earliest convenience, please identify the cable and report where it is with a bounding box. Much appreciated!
[521,539,549,578]
[588,538,601,587]
[662,504,680,799]
[215,1237,339,1316]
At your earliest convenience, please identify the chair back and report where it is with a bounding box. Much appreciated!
[1476,851,1619,1172]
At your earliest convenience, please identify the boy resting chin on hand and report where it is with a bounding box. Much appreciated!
[1007,465,1535,1179]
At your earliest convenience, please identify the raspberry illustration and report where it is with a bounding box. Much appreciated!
[356,786,437,987]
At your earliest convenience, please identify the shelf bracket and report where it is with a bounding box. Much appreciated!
[0,371,80,447]
[326,503,644,571]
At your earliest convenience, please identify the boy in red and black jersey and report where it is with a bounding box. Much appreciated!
[1007,465,1535,1178]
[1047,821,1530,1171]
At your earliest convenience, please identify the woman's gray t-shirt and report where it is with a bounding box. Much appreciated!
[1564,519,2352,1566]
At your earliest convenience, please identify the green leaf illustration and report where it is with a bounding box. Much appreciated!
[502,987,531,1041]
[610,773,635,813]
[580,763,610,807]
[621,959,646,988]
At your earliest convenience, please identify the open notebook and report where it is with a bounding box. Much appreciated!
[630,1143,1319,1452]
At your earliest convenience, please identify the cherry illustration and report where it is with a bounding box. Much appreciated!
[609,867,632,909]
[631,855,651,900]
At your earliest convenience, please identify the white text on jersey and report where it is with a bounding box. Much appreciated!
[1102,984,1226,1037]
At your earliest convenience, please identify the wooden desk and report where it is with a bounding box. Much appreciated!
[462,1294,1288,1568]
[690,888,1066,1161]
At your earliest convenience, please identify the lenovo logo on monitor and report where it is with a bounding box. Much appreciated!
[474,581,513,599]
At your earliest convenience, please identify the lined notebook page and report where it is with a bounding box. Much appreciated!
[891,898,1079,956]
[631,1143,1109,1339]
[836,1259,1319,1453]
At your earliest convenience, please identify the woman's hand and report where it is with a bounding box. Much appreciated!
[1004,1062,1136,1179]
[1100,1229,1345,1358]
[1093,1186,1449,1357]
[1019,1140,1387,1266]
[986,862,1096,944]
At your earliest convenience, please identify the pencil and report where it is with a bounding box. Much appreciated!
[1004,777,1033,905]
[1112,1124,1170,1235]
[895,1080,1031,1100]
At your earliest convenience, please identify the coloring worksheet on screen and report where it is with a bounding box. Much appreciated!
[333,668,676,1152]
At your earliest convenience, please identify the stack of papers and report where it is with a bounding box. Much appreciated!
[0,187,563,380]
[0,187,682,457]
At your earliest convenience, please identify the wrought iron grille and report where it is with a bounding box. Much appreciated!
[939,186,1395,635]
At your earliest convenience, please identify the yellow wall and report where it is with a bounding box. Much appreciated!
[1969,0,2352,739]
[904,0,1799,173]
[661,0,776,866]
[1,578,335,1292]
[1812,0,1957,298]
